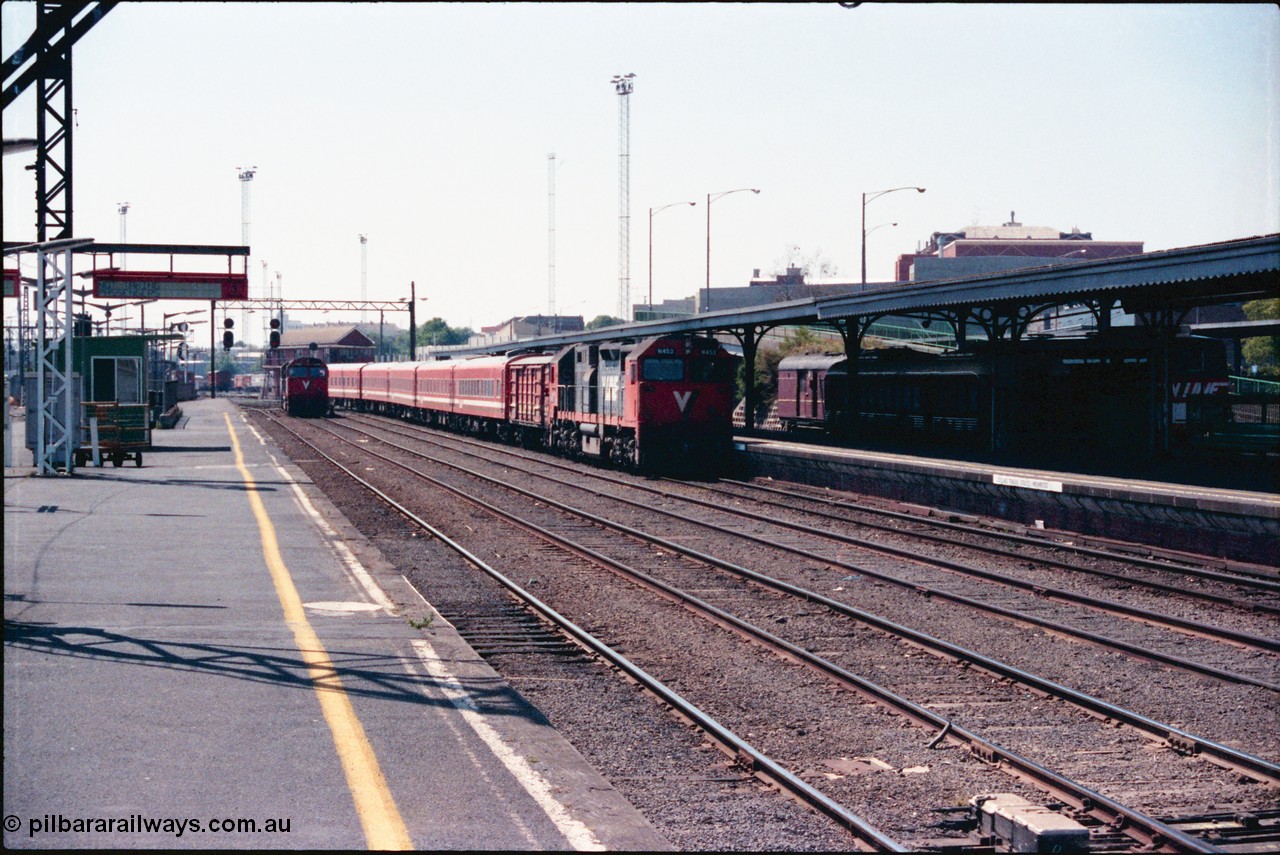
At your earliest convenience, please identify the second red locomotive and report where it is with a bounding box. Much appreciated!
[280,356,330,418]
[329,334,739,471]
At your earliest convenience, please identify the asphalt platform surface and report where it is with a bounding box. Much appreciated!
[3,397,668,850]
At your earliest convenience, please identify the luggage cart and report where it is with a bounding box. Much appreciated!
[77,402,150,468]
[114,404,150,467]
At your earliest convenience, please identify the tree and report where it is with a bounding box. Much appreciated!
[416,317,473,348]
[216,353,240,376]
[771,245,839,279]
[1241,298,1279,378]
[740,326,843,406]
[586,315,624,330]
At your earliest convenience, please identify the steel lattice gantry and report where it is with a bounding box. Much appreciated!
[4,2,116,241]
[4,3,114,473]
[29,238,91,474]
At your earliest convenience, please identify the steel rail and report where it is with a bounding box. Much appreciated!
[281,412,1230,853]
[343,414,1280,691]
[704,480,1280,611]
[328,415,1280,784]
[348,410,1280,592]
[354,412,1280,620]
[256,411,906,853]
[720,477,1280,593]
[638,482,1280,653]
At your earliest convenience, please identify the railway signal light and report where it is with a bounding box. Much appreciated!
[269,317,280,350]
[223,330,234,351]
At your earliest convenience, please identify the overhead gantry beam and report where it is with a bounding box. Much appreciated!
[2,2,115,109]
[4,2,115,243]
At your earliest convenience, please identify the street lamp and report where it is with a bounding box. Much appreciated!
[649,200,696,312]
[861,186,924,285]
[705,188,760,312]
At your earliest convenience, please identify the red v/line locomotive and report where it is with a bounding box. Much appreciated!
[280,356,331,418]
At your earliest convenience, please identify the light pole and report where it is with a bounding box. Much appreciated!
[117,202,130,268]
[861,186,924,285]
[406,282,428,358]
[163,308,201,337]
[705,188,760,312]
[162,309,202,388]
[648,200,696,312]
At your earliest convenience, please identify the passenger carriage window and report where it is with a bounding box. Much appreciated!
[642,358,684,382]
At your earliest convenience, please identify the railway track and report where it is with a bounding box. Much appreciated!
[340,413,1280,694]
[323,413,1280,744]
[356,411,1280,605]
[705,478,1280,598]
[250,409,1280,852]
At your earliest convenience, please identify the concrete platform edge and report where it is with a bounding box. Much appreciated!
[738,439,1279,565]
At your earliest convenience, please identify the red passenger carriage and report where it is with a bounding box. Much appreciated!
[327,334,740,472]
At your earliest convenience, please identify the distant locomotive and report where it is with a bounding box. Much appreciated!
[329,334,740,471]
[280,356,330,417]
[777,330,1231,454]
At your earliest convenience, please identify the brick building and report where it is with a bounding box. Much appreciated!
[263,324,374,397]
[895,213,1144,282]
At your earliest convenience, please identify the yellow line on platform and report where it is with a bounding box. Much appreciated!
[225,414,412,850]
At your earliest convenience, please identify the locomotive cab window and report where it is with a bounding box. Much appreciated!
[642,358,684,382]
[288,365,310,378]
[690,358,732,383]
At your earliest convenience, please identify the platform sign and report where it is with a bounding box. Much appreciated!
[92,270,249,300]
[2,268,18,299]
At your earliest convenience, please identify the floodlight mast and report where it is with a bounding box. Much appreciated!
[612,73,635,320]
[238,166,256,341]
[547,153,556,320]
[359,234,368,325]
[117,202,129,268]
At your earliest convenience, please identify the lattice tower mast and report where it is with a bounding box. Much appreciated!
[612,73,635,320]
[547,153,556,318]
[237,166,256,342]
[260,259,271,346]
[359,234,368,325]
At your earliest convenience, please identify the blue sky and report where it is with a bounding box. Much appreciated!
[3,3,1277,343]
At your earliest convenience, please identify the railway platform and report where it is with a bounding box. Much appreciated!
[3,397,668,850]
[737,436,1279,568]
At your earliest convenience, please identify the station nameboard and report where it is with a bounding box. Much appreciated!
[3,268,18,299]
[92,270,249,300]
